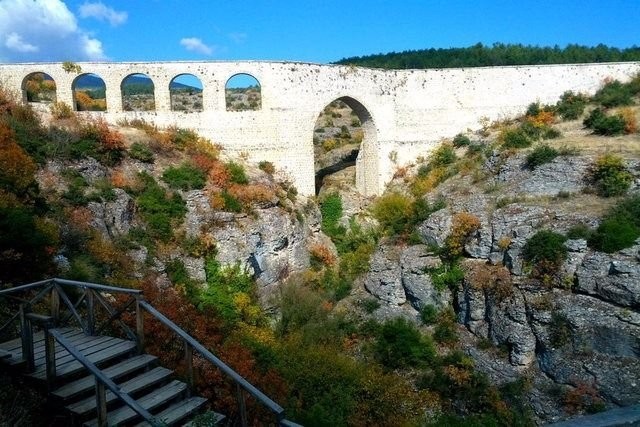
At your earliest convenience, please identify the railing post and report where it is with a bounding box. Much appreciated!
[86,289,95,336]
[135,296,144,353]
[43,323,56,390]
[50,285,60,323]
[19,304,35,372]
[95,378,108,427]
[185,340,193,396]
[236,383,248,427]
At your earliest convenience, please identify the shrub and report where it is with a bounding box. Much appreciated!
[522,230,567,266]
[371,192,414,236]
[428,263,465,291]
[452,133,471,147]
[430,143,457,168]
[586,154,633,197]
[128,142,154,163]
[320,192,344,238]
[226,161,248,184]
[501,128,532,149]
[134,173,187,241]
[589,195,640,253]
[555,91,588,120]
[258,160,275,175]
[220,189,242,212]
[593,80,633,108]
[619,107,638,134]
[592,114,626,136]
[583,108,606,129]
[444,212,481,259]
[49,101,74,119]
[420,304,438,325]
[374,317,436,369]
[566,223,593,240]
[162,163,206,191]
[433,308,458,344]
[525,144,559,169]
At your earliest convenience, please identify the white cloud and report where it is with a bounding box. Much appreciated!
[180,37,215,56]
[79,2,127,27]
[5,32,38,53]
[0,0,107,62]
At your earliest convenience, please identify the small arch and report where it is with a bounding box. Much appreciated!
[170,73,203,112]
[121,73,155,111]
[225,73,261,111]
[72,73,107,111]
[22,72,56,103]
[313,96,377,195]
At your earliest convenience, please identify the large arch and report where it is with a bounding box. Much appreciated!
[170,73,203,112]
[121,73,155,111]
[225,73,261,111]
[72,73,107,111]
[22,72,56,103]
[313,96,378,196]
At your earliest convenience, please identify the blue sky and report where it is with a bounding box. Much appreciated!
[0,0,638,64]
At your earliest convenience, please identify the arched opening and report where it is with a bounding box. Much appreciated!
[170,74,203,112]
[72,73,107,111]
[313,97,377,196]
[225,73,261,111]
[22,72,56,103]
[121,73,155,111]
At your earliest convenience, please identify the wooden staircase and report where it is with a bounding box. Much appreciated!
[0,278,299,427]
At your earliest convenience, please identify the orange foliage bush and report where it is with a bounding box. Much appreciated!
[527,110,555,126]
[228,183,276,206]
[308,243,336,267]
[208,161,231,187]
[0,123,37,193]
[563,381,604,415]
[445,212,481,258]
[464,262,513,301]
[619,107,638,134]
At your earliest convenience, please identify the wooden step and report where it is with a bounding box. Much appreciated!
[0,327,77,351]
[67,367,173,417]
[2,328,85,365]
[0,349,10,360]
[53,354,158,401]
[135,397,214,427]
[30,340,137,380]
[84,380,188,426]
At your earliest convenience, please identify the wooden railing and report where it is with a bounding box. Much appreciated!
[0,278,300,427]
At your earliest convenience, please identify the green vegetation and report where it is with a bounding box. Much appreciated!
[128,142,154,163]
[525,144,559,169]
[586,154,633,197]
[371,193,444,238]
[162,163,206,191]
[452,133,471,147]
[420,304,439,325]
[132,173,187,241]
[374,317,436,368]
[589,195,640,253]
[592,80,634,108]
[336,43,640,69]
[522,230,568,266]
[584,108,627,135]
[428,263,465,291]
[555,91,589,120]
[226,161,249,184]
[501,128,533,149]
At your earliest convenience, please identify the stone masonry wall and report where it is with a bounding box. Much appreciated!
[0,61,638,196]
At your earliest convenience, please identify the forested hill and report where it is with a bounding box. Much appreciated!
[335,43,640,69]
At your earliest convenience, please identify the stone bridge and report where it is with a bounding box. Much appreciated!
[0,60,638,196]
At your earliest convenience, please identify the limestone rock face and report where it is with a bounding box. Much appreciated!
[575,244,640,308]
[364,245,406,305]
[400,245,450,310]
[532,292,640,406]
[212,207,312,289]
[418,208,452,248]
[88,189,136,238]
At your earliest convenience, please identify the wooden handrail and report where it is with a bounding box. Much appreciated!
[0,278,142,296]
[138,300,291,424]
[49,328,161,427]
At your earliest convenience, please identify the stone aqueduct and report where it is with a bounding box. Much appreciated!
[0,61,639,196]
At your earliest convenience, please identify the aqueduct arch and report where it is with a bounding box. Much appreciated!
[0,60,638,197]
[313,96,379,195]
[22,72,56,103]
